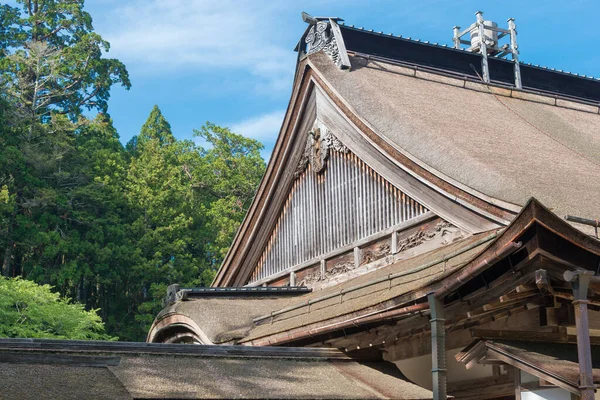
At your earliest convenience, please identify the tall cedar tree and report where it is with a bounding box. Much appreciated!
[0,0,265,341]
[124,107,265,336]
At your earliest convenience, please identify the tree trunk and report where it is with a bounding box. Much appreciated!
[2,242,13,277]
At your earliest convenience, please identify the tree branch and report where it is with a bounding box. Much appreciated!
[42,25,65,41]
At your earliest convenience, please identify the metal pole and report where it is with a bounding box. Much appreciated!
[564,270,595,400]
[476,11,490,83]
[428,293,447,400]
[507,18,522,89]
[452,26,461,49]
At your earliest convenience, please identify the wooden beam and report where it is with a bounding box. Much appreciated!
[486,348,579,395]
[471,328,600,345]
[516,283,536,293]
[471,328,568,342]
[444,250,540,320]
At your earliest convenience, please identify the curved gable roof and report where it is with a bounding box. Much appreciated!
[214,36,600,287]
[309,52,600,231]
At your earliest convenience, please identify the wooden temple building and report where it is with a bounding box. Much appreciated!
[147,11,600,400]
[2,11,600,400]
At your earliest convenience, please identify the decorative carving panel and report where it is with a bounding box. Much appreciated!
[305,21,344,68]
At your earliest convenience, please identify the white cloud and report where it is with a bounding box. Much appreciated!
[97,0,300,90]
[230,110,285,142]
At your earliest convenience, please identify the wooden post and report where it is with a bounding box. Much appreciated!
[513,366,522,400]
[391,231,398,255]
[564,270,595,400]
[354,247,362,268]
[428,293,447,400]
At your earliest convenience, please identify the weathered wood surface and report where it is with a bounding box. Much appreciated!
[250,148,428,283]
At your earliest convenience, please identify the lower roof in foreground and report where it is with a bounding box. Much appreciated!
[0,338,432,400]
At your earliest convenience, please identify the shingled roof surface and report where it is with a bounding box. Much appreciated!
[238,233,493,343]
[309,52,600,226]
[158,296,294,344]
[337,25,600,102]
[0,339,433,399]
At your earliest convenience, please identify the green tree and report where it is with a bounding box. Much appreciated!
[122,108,266,338]
[1,0,131,121]
[0,0,268,342]
[0,0,130,279]
[125,106,205,335]
[194,123,265,265]
[0,276,114,340]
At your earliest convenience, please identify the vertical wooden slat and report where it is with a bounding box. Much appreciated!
[377,174,383,233]
[310,165,316,260]
[305,167,310,261]
[337,153,342,245]
[319,170,325,256]
[293,178,299,266]
[362,156,367,238]
[250,148,430,284]
[331,153,337,249]
[343,152,350,245]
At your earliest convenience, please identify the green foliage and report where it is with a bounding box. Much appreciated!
[194,123,265,261]
[121,109,265,337]
[0,0,266,342]
[0,276,114,340]
[1,0,130,120]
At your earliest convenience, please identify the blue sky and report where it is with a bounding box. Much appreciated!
[81,0,599,160]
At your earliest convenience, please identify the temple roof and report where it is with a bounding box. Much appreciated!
[214,17,600,286]
[0,338,432,399]
[308,51,600,230]
[157,198,600,347]
[335,24,600,102]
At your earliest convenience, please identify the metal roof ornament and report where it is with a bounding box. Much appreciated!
[452,11,522,88]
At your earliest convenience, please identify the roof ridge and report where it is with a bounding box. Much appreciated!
[0,338,357,360]
[338,23,600,82]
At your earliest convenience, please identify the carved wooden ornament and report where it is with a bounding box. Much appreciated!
[295,127,348,177]
[305,21,344,68]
